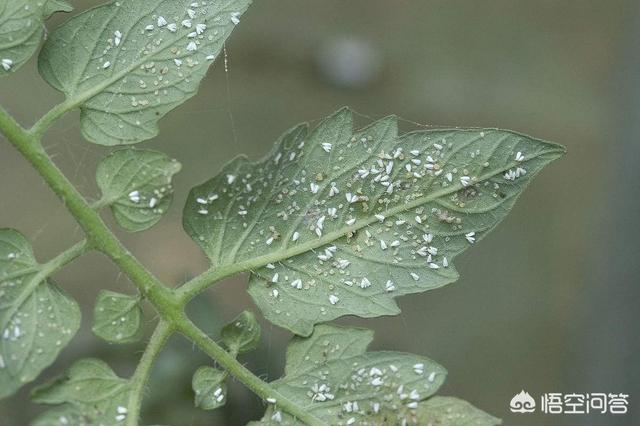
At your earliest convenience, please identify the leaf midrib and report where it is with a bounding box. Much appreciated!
[211,149,562,280]
[0,258,62,332]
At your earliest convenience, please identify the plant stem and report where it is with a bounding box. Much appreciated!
[41,239,92,275]
[175,317,326,426]
[0,104,179,315]
[0,104,319,425]
[126,321,173,426]
[29,100,74,139]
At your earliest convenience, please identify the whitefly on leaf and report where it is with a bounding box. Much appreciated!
[0,229,80,399]
[184,108,565,336]
[96,148,181,232]
[0,0,72,76]
[192,366,227,411]
[38,0,252,145]
[250,324,450,425]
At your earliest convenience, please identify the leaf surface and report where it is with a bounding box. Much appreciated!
[220,310,260,354]
[283,324,373,377]
[192,366,227,410]
[92,290,143,343]
[31,405,86,426]
[413,396,502,425]
[0,229,80,399]
[251,325,447,425]
[184,108,565,335]
[96,148,181,232]
[38,0,251,145]
[32,358,131,425]
[0,0,71,76]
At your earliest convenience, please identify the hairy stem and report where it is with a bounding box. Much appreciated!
[0,104,320,425]
[41,239,92,276]
[126,321,173,426]
[0,105,178,313]
[29,100,75,139]
[175,317,325,426]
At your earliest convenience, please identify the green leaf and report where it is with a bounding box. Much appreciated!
[32,358,127,405]
[0,0,72,76]
[42,1,73,18]
[96,149,181,232]
[183,108,566,336]
[38,0,252,146]
[0,229,80,399]
[92,290,143,344]
[32,358,131,425]
[31,405,86,426]
[220,310,260,354]
[192,366,227,410]
[283,323,373,377]
[414,396,502,426]
[252,324,447,425]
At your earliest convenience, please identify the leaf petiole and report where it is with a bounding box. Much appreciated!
[126,321,173,426]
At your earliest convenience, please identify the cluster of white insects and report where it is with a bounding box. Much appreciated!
[186,114,533,331]
[293,360,441,425]
[263,331,445,426]
[0,0,562,424]
[92,1,243,124]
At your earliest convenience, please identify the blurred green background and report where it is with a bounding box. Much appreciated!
[1,1,638,425]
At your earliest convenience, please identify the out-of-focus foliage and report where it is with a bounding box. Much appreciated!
[0,229,80,398]
[0,0,72,76]
[92,290,143,344]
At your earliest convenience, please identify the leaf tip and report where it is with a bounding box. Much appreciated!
[331,106,354,122]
